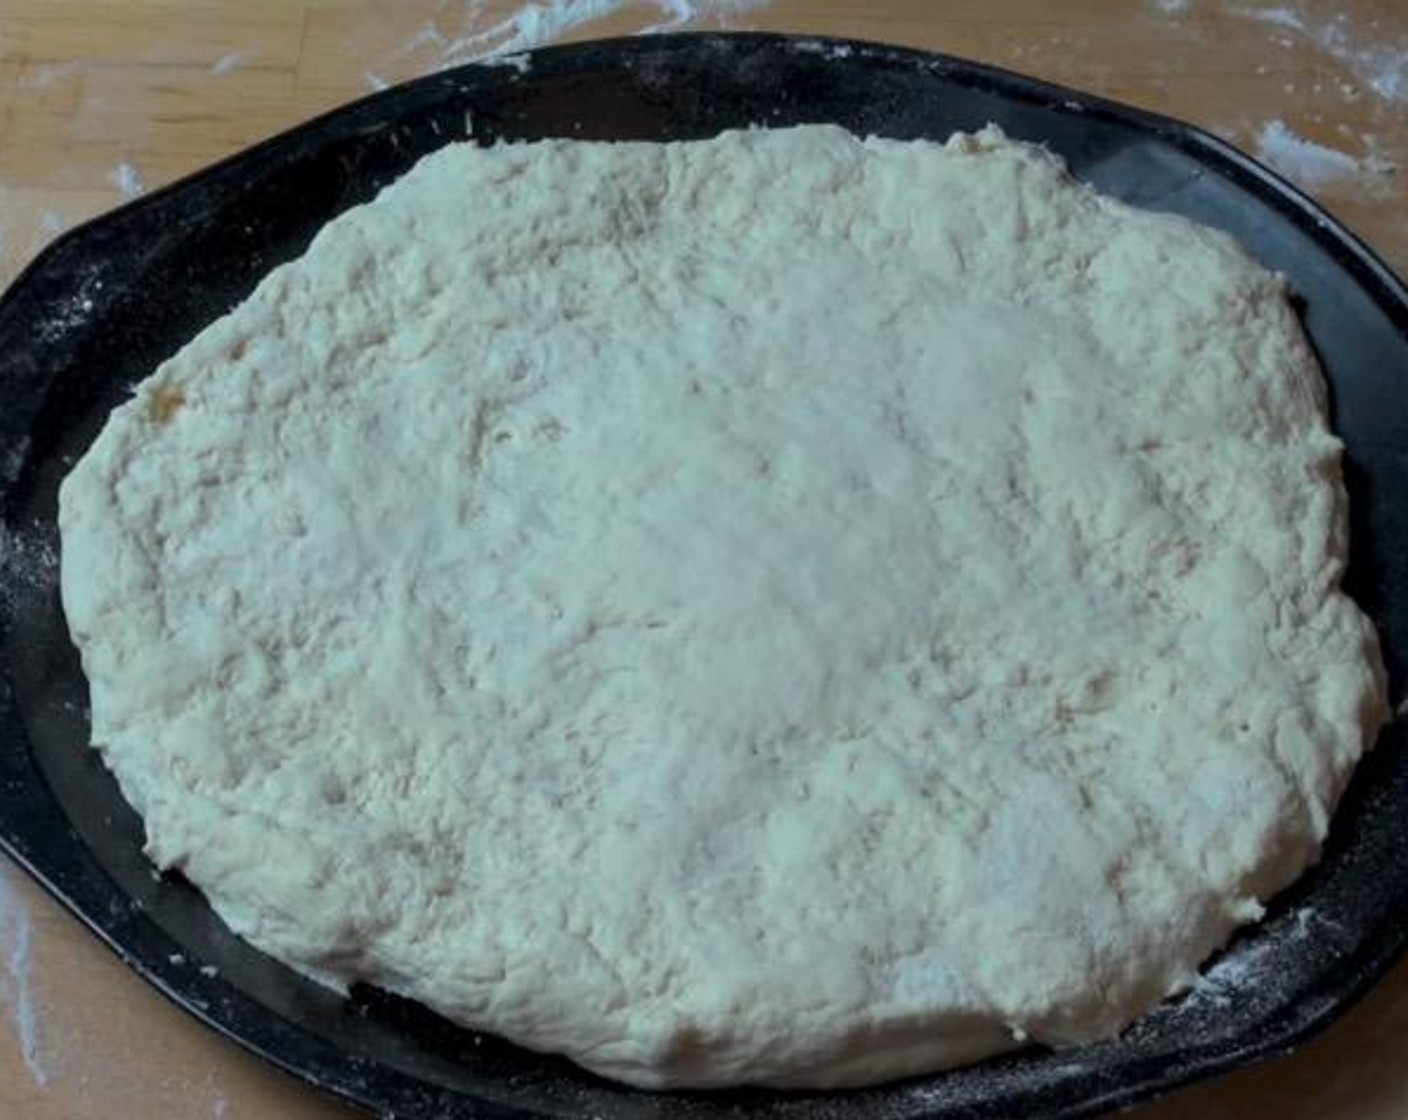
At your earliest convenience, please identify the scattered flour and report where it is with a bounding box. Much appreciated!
[790,39,856,59]
[440,0,646,62]
[1235,4,1408,103]
[209,52,244,77]
[0,863,47,1087]
[0,512,64,1120]
[31,259,106,346]
[1256,119,1364,188]
[17,62,86,90]
[478,52,533,74]
[106,163,145,201]
[0,437,31,496]
[1253,119,1398,196]
[0,517,56,609]
[400,22,449,55]
[1180,906,1337,1018]
[392,1,768,69]
[1239,5,1303,31]
[357,2,769,92]
[640,0,768,33]
[1196,936,1281,994]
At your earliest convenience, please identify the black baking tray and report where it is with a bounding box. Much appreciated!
[1,32,1407,1120]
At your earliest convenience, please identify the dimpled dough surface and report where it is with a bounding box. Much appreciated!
[58,126,1387,1089]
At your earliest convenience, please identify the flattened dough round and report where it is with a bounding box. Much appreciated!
[59,126,1387,1088]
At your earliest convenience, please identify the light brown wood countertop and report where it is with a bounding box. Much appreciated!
[1,3,1406,1117]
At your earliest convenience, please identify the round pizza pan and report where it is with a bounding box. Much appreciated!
[1,32,1407,1120]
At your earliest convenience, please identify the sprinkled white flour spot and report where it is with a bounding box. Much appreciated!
[1239,5,1304,31]
[394,21,450,58]
[210,52,244,77]
[32,261,107,345]
[1197,937,1281,994]
[0,437,31,495]
[1253,118,1397,199]
[441,0,643,62]
[640,0,768,33]
[384,1,769,73]
[479,52,532,73]
[17,61,85,90]
[790,39,856,59]
[0,517,56,610]
[107,163,145,200]
[1235,5,1408,103]
[0,863,48,1088]
[1256,119,1363,188]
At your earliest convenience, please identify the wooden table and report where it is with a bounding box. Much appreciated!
[1,3,1405,1117]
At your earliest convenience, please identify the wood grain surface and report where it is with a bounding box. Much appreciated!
[1,3,1406,1118]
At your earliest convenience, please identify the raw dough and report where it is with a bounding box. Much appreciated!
[58,126,1387,1088]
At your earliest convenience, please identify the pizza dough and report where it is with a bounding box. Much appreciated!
[58,126,1387,1089]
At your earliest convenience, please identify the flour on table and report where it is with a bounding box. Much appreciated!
[1232,5,1408,104]
[1239,120,1399,201]
[209,52,244,77]
[0,863,48,1087]
[106,163,144,201]
[1256,119,1365,188]
[384,1,768,73]
[58,126,1387,1088]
